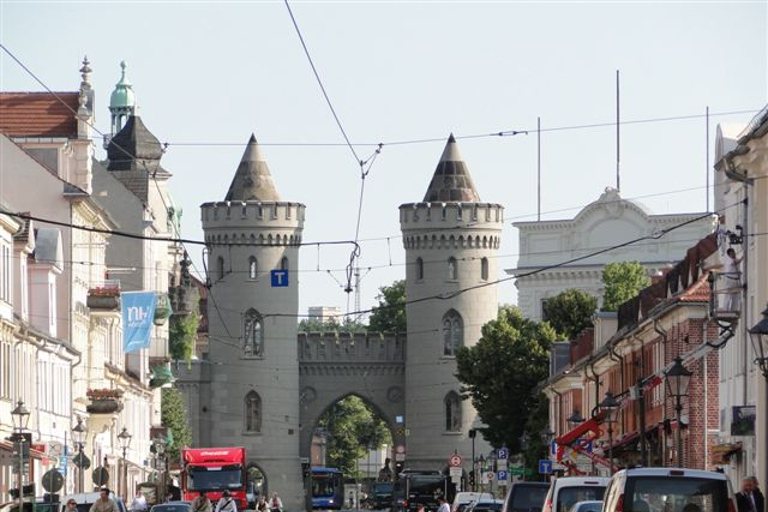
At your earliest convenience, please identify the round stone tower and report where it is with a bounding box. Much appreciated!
[201,135,305,509]
[400,134,503,473]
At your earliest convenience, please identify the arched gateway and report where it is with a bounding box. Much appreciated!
[176,134,502,512]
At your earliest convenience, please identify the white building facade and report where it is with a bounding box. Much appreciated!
[509,187,716,321]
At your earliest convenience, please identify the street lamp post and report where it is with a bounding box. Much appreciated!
[478,454,485,493]
[72,417,86,493]
[468,429,477,491]
[665,357,692,467]
[12,400,31,512]
[566,410,585,426]
[748,307,768,379]
[599,392,620,475]
[117,428,132,500]
[152,437,168,503]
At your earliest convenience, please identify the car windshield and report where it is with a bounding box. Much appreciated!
[409,476,445,497]
[187,467,242,491]
[511,486,549,512]
[471,503,503,512]
[625,477,729,512]
[556,487,606,512]
[312,476,337,497]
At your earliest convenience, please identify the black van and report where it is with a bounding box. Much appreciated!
[501,482,550,512]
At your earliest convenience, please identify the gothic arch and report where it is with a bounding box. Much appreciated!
[444,391,462,432]
[442,309,463,356]
[244,390,262,432]
[244,309,264,357]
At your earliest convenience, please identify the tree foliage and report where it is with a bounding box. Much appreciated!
[522,393,550,477]
[298,317,367,333]
[169,309,199,362]
[368,280,407,334]
[456,306,556,451]
[317,396,391,477]
[602,261,651,312]
[161,387,193,460]
[542,289,597,340]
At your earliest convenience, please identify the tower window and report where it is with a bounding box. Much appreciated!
[281,257,289,271]
[245,390,262,433]
[444,391,461,432]
[447,257,458,280]
[217,256,225,280]
[248,257,258,280]
[244,309,264,357]
[481,257,489,281]
[416,257,424,281]
[442,310,463,357]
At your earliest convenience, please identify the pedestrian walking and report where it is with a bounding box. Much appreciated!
[269,493,283,512]
[215,491,238,512]
[89,489,119,512]
[131,492,148,512]
[191,492,213,512]
[737,477,759,512]
[256,496,269,512]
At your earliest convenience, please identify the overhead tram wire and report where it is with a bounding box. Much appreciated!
[156,108,759,148]
[283,0,384,301]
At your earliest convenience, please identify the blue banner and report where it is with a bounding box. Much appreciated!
[122,291,157,353]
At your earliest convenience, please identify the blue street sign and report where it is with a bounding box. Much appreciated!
[497,447,509,460]
[497,470,508,481]
[538,460,553,475]
[58,455,68,476]
[551,441,557,455]
[271,270,289,287]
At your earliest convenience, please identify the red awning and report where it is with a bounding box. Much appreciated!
[555,416,602,446]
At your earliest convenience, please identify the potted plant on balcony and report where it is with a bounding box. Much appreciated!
[87,285,121,310]
[86,388,125,414]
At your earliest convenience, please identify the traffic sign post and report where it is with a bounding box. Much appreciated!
[538,460,553,475]
[497,447,509,460]
[497,470,508,484]
[449,454,463,467]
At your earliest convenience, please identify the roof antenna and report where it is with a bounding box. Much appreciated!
[616,69,621,193]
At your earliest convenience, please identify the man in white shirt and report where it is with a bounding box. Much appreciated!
[438,497,451,512]
[723,248,743,312]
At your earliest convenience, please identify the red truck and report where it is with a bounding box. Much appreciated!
[181,447,248,510]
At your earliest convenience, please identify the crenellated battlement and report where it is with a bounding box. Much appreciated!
[201,200,305,228]
[297,331,405,363]
[402,232,501,250]
[399,202,504,232]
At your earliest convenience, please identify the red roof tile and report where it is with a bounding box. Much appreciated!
[0,92,80,138]
[679,273,711,302]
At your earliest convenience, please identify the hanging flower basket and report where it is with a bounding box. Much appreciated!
[154,294,173,326]
[86,398,123,414]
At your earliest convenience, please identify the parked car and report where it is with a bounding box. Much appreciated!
[542,477,609,512]
[601,468,737,512]
[501,482,551,512]
[566,501,602,512]
[453,493,495,512]
[58,492,128,512]
[149,502,191,512]
[465,499,504,512]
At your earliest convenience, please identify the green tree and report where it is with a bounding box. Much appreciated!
[169,290,200,362]
[161,387,193,460]
[456,306,556,451]
[542,289,597,340]
[368,280,407,334]
[317,396,391,477]
[602,261,651,312]
[298,317,367,333]
[522,393,550,477]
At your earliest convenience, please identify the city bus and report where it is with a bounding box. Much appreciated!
[311,467,345,510]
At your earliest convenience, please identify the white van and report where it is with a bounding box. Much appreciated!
[453,493,495,512]
[601,468,736,512]
[542,477,609,512]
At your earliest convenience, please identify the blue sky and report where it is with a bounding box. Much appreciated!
[1,0,766,317]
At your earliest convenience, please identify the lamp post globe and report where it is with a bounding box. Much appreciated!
[748,307,768,379]
[665,357,692,467]
[72,417,86,493]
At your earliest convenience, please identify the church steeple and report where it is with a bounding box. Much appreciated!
[225,134,281,202]
[108,61,137,137]
[422,134,480,203]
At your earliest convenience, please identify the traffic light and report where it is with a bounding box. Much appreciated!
[468,471,475,489]
[395,461,404,476]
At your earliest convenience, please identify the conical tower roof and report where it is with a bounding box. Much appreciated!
[422,134,480,202]
[109,61,136,110]
[225,135,281,201]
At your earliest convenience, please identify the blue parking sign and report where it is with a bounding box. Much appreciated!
[497,470,508,481]
[497,447,509,460]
